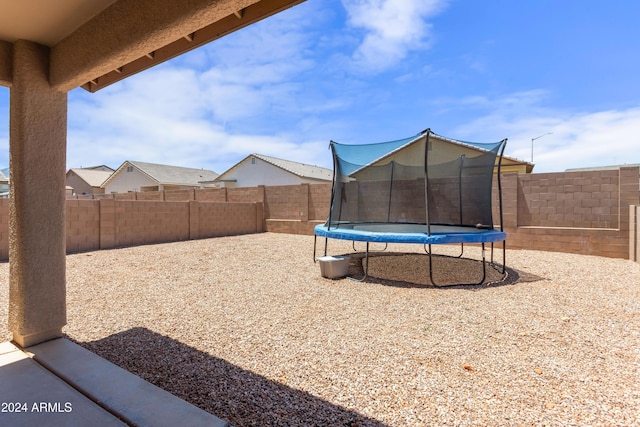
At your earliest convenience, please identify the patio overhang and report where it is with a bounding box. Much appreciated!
[0,0,305,92]
[1,0,305,347]
[1,0,306,421]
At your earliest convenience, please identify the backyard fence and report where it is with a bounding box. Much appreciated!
[0,166,638,262]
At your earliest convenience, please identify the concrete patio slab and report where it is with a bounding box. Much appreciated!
[26,338,228,427]
[0,341,126,427]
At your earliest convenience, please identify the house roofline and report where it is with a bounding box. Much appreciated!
[215,153,332,181]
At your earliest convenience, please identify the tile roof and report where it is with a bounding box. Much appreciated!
[216,154,332,182]
[254,154,333,180]
[69,168,113,187]
[126,161,219,185]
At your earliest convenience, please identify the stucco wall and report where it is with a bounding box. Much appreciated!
[222,157,308,187]
[66,172,93,195]
[104,167,157,194]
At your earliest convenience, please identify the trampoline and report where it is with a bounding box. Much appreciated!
[314,129,508,286]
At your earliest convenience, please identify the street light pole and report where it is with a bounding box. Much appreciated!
[531,132,552,163]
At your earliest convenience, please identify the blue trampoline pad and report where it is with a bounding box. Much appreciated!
[314,223,507,245]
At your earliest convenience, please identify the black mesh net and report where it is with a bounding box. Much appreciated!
[327,130,506,232]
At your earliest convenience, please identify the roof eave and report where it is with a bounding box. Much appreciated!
[48,0,306,93]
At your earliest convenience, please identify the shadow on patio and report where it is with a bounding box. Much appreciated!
[73,327,389,427]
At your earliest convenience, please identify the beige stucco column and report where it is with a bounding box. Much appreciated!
[8,40,68,347]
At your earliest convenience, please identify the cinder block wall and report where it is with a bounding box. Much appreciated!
[112,200,190,247]
[631,205,640,262]
[0,167,637,261]
[195,188,227,202]
[497,167,640,259]
[309,183,331,221]
[135,191,163,201]
[263,184,318,234]
[264,185,307,220]
[514,170,620,228]
[66,199,100,253]
[192,202,261,239]
[0,199,262,260]
[164,189,195,201]
[227,186,262,203]
[261,168,639,260]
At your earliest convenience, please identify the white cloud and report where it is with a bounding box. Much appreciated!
[68,79,331,173]
[531,109,640,171]
[441,92,640,172]
[342,0,448,72]
[65,6,335,174]
[9,1,640,178]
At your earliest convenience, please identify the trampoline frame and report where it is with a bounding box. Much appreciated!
[314,224,506,286]
[314,129,509,287]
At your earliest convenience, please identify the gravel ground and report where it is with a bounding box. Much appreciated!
[1,233,639,426]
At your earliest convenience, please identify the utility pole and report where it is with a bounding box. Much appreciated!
[531,132,552,163]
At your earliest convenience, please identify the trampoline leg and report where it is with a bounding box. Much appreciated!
[488,241,507,278]
[491,242,493,264]
[313,236,329,263]
[495,240,507,275]
[482,240,509,283]
[364,242,370,279]
[348,241,369,282]
[424,244,463,257]
[354,241,387,252]
[313,235,317,262]
[428,242,487,287]
[502,241,506,274]
[480,243,487,283]
[428,244,435,286]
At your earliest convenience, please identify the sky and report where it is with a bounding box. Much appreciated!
[1,0,640,174]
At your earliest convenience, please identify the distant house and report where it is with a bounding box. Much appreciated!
[0,167,9,198]
[350,133,533,175]
[565,163,640,172]
[65,165,115,195]
[101,160,219,193]
[209,154,333,188]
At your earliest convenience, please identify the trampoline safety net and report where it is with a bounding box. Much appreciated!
[327,129,507,232]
